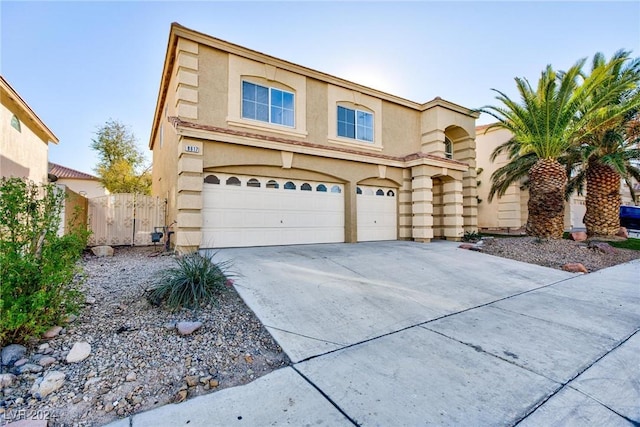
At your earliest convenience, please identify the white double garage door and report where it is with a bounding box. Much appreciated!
[202,173,396,248]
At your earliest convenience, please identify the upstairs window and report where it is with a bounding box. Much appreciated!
[444,137,453,159]
[11,115,21,132]
[242,81,294,127]
[337,106,373,142]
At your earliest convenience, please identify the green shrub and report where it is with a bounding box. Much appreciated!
[149,251,231,310]
[463,230,482,242]
[0,178,88,346]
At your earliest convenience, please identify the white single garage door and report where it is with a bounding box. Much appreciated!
[202,173,344,248]
[357,186,397,241]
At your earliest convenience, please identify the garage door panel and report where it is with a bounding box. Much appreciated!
[203,174,344,248]
[357,186,397,242]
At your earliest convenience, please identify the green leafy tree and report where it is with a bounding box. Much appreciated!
[91,119,151,194]
[479,53,635,238]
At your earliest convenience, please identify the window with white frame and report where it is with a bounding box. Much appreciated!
[242,81,294,127]
[444,137,453,159]
[337,106,373,142]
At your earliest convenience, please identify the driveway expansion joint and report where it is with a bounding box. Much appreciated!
[292,366,360,426]
[513,327,640,425]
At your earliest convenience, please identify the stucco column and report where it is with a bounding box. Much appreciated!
[411,165,434,243]
[398,169,412,240]
[344,182,357,243]
[442,179,464,240]
[175,138,203,253]
[455,135,478,231]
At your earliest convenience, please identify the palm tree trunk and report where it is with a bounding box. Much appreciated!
[526,158,567,238]
[584,158,621,236]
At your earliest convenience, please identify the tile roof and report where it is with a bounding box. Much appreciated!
[48,162,98,180]
[169,117,469,167]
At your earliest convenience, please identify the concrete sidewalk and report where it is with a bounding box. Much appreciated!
[107,241,640,426]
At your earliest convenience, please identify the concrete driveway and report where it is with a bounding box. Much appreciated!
[112,241,640,426]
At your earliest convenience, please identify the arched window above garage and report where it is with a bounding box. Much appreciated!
[284,181,296,190]
[266,180,279,189]
[204,175,220,184]
[387,190,395,197]
[356,187,362,195]
[376,189,384,196]
[331,185,341,193]
[247,178,261,188]
[301,183,312,191]
[316,184,327,192]
[226,176,241,186]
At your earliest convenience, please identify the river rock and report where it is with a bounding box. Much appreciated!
[30,371,66,399]
[66,342,91,363]
[177,321,202,336]
[1,344,26,366]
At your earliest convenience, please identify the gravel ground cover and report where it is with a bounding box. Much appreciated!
[2,238,638,426]
[479,236,640,272]
[0,247,289,427]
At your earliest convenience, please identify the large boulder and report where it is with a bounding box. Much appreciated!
[588,241,618,255]
[91,245,114,257]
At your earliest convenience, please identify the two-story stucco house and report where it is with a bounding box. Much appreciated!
[150,23,479,252]
[1,75,58,184]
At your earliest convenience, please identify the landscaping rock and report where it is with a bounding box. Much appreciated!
[0,373,17,388]
[588,241,618,255]
[177,321,202,336]
[1,344,27,366]
[37,343,50,353]
[458,243,474,249]
[125,372,137,382]
[66,342,91,363]
[16,363,43,374]
[91,245,114,257]
[14,358,28,367]
[616,227,628,239]
[85,296,97,305]
[570,231,588,241]
[185,375,199,387]
[43,325,63,339]
[30,371,65,399]
[4,420,48,427]
[37,356,57,367]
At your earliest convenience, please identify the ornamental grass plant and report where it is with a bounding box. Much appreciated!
[149,251,231,310]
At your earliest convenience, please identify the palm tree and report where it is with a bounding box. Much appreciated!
[480,53,637,238]
[566,51,640,237]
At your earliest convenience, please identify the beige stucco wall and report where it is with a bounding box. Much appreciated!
[475,125,526,230]
[57,178,108,199]
[0,99,49,184]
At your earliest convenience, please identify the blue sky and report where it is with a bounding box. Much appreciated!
[2,1,639,175]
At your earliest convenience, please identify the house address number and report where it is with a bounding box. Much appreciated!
[185,145,200,153]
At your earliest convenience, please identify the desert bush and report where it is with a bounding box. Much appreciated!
[149,251,231,310]
[0,178,88,346]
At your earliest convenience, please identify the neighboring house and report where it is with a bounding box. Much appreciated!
[150,23,479,252]
[49,162,108,198]
[1,75,58,184]
[475,124,636,232]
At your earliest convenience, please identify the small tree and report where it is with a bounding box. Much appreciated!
[91,119,151,194]
[0,178,87,346]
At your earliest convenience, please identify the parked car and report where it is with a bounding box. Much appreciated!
[620,205,640,230]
